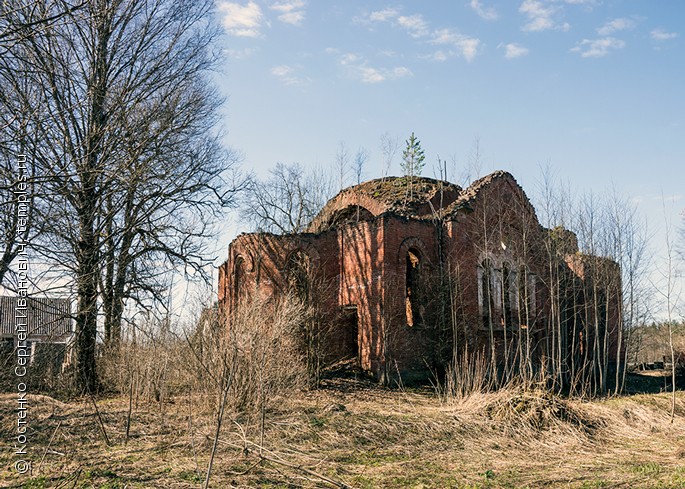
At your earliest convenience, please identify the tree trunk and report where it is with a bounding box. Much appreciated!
[75,209,100,393]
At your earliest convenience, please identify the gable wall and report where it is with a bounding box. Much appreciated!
[445,177,554,363]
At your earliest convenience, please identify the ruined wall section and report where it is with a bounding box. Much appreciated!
[564,254,623,364]
[444,173,552,363]
[218,230,339,321]
[337,219,385,374]
[309,192,388,233]
[377,215,442,381]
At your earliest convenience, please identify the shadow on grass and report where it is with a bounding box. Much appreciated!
[624,370,684,395]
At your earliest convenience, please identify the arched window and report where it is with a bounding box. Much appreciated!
[405,248,421,327]
[528,273,537,316]
[286,250,310,300]
[478,258,495,329]
[502,262,512,328]
[328,205,374,229]
[234,256,246,302]
[517,265,537,327]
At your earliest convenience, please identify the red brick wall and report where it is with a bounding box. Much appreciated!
[377,216,441,380]
[217,173,623,386]
[337,219,384,374]
[444,177,551,359]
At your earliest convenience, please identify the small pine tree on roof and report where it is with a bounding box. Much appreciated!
[401,132,425,199]
[401,132,425,178]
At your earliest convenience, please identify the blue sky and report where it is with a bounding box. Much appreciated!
[212,0,684,288]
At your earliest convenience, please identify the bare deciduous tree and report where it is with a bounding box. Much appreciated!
[464,136,484,185]
[352,147,368,186]
[0,1,87,56]
[335,141,350,191]
[1,0,239,392]
[380,132,399,178]
[241,162,334,235]
[0,150,37,286]
[655,197,682,421]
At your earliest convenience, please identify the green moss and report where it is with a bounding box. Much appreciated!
[177,470,203,483]
[22,477,50,489]
[631,461,663,476]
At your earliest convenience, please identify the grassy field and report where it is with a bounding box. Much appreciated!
[1,375,684,488]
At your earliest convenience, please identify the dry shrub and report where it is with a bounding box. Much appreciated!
[435,346,551,403]
[0,340,73,396]
[99,320,192,403]
[98,292,308,419]
[224,293,308,412]
[480,388,602,436]
[675,341,685,387]
[436,347,494,401]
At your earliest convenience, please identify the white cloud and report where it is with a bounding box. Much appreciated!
[519,0,569,32]
[356,8,481,62]
[470,0,498,21]
[279,11,304,25]
[392,66,412,76]
[430,29,481,62]
[356,65,412,84]
[339,53,361,65]
[597,18,635,36]
[217,1,263,37]
[354,8,400,26]
[570,37,625,58]
[271,65,292,77]
[458,39,481,62]
[397,14,430,38]
[422,50,450,62]
[355,9,429,37]
[336,52,412,83]
[519,0,555,31]
[357,66,385,84]
[368,8,400,23]
[651,29,678,41]
[270,65,310,86]
[225,47,257,59]
[499,42,529,59]
[270,0,306,26]
[271,0,305,11]
[378,49,398,58]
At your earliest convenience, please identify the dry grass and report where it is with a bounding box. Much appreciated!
[1,381,685,489]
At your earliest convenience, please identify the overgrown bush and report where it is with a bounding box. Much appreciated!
[201,293,308,413]
[99,293,308,416]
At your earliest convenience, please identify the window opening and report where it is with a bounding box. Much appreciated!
[405,249,421,327]
[479,259,495,329]
[234,256,245,301]
[286,251,310,301]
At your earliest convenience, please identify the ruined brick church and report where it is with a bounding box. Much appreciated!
[219,171,621,385]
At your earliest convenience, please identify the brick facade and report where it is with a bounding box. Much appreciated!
[218,172,622,386]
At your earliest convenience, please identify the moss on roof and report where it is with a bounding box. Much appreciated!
[308,176,462,232]
[347,176,462,215]
[310,171,538,232]
[451,170,513,207]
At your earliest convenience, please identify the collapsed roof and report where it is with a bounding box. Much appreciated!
[308,171,532,233]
